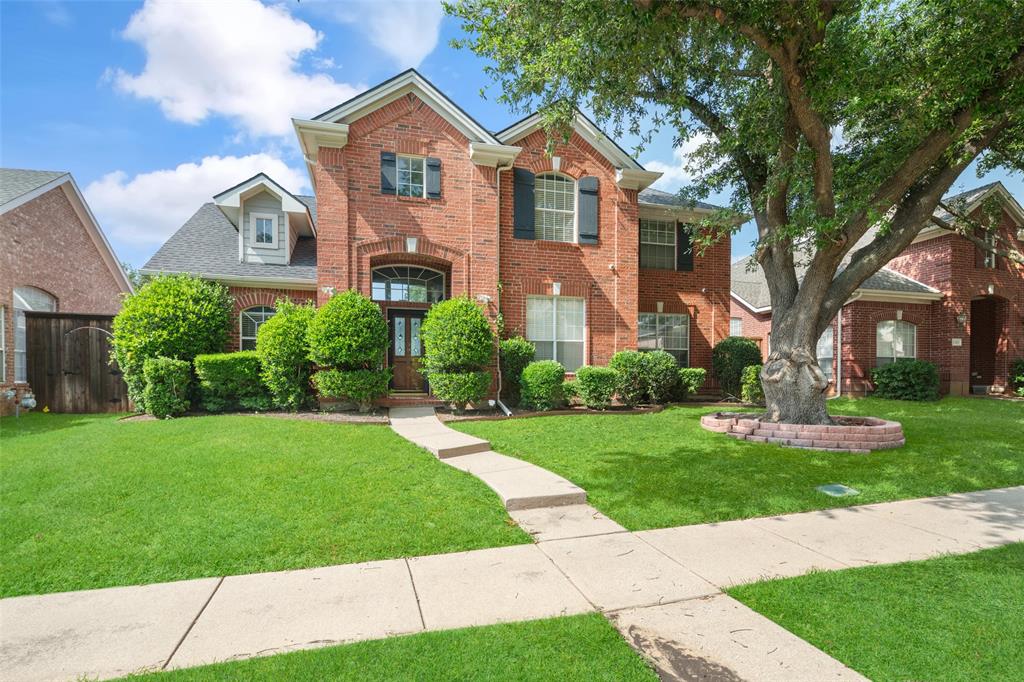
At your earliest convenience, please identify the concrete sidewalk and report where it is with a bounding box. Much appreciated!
[2,486,1021,681]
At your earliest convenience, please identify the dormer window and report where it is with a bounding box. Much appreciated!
[397,155,426,198]
[251,212,278,248]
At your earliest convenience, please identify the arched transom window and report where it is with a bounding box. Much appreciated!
[13,286,57,382]
[534,173,576,243]
[240,306,275,350]
[372,266,445,303]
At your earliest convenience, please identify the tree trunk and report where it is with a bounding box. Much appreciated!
[760,342,831,425]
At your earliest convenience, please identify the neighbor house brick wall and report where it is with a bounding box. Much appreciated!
[226,286,316,351]
[0,185,126,414]
[729,299,773,355]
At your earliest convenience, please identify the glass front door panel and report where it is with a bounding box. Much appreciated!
[410,317,422,357]
[394,317,406,357]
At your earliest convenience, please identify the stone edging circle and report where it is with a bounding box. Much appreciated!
[700,412,905,454]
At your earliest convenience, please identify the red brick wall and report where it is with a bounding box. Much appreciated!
[729,298,773,354]
[226,286,316,351]
[839,300,937,396]
[1,186,127,413]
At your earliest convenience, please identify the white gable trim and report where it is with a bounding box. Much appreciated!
[496,111,644,171]
[915,182,1024,244]
[730,291,772,314]
[214,173,315,238]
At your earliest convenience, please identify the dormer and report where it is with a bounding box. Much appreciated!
[214,173,315,265]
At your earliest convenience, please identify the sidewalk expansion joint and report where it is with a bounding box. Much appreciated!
[404,558,427,631]
[162,576,224,670]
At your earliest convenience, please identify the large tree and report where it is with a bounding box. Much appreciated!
[447,0,1024,424]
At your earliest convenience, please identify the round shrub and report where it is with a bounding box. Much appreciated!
[574,366,618,409]
[307,290,388,369]
[256,299,316,411]
[193,351,270,412]
[741,364,765,405]
[427,371,492,412]
[871,359,939,401]
[712,336,762,399]
[112,274,231,410]
[313,368,392,412]
[499,336,535,405]
[676,367,708,400]
[421,296,495,373]
[609,350,647,407]
[643,350,680,404]
[520,360,566,411]
[142,357,191,418]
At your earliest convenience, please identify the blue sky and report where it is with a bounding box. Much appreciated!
[2,0,1020,268]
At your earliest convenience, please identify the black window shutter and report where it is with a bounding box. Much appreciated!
[577,176,599,244]
[676,223,694,271]
[513,167,535,239]
[380,152,396,195]
[426,157,441,199]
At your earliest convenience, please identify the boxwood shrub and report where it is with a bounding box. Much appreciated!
[740,364,765,405]
[256,300,316,411]
[313,368,392,412]
[193,351,271,412]
[307,290,388,369]
[499,336,535,406]
[677,367,707,400]
[643,350,680,404]
[712,336,762,399]
[574,366,618,409]
[871,359,940,401]
[421,296,495,373]
[142,357,191,418]
[609,350,647,407]
[427,371,492,412]
[520,360,566,411]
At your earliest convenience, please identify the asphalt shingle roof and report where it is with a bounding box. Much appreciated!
[638,187,724,211]
[0,168,67,207]
[142,203,316,281]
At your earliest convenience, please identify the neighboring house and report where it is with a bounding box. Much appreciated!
[0,168,133,414]
[730,182,1024,396]
[143,69,734,403]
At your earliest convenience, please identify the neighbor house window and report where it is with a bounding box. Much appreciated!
[639,218,675,269]
[729,317,743,337]
[397,155,426,198]
[535,173,576,242]
[876,320,916,366]
[638,313,690,366]
[527,295,585,371]
[251,213,277,247]
[372,266,445,303]
[13,286,56,382]
[817,325,834,382]
[240,306,275,350]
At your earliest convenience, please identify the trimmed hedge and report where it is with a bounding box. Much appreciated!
[308,290,388,369]
[256,300,316,411]
[421,296,495,373]
[112,274,231,410]
[520,360,566,411]
[740,364,765,405]
[712,336,762,399]
[574,366,618,409]
[1012,358,1024,398]
[427,371,492,411]
[499,336,535,406]
[142,357,191,419]
[677,367,707,399]
[871,359,940,401]
[313,368,392,412]
[609,350,647,407]
[643,350,680,404]
[193,351,271,412]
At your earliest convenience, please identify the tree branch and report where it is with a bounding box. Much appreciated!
[930,207,1024,265]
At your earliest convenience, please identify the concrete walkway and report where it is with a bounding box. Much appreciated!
[3,486,1021,682]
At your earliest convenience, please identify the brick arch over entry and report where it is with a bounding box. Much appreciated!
[355,236,469,301]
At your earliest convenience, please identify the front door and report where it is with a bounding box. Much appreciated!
[388,309,426,391]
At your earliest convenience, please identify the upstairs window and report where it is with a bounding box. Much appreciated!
[639,313,690,366]
[240,306,275,350]
[640,218,676,269]
[876,320,916,366]
[983,231,997,269]
[535,173,576,243]
[251,213,277,248]
[397,155,426,198]
[13,286,56,382]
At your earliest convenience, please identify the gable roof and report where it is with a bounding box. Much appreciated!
[496,109,645,171]
[1,168,133,293]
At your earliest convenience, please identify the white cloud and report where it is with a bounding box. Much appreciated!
[84,154,308,246]
[112,0,361,137]
[642,133,711,192]
[311,0,443,69]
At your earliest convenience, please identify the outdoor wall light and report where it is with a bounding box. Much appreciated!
[476,294,492,304]
[956,312,968,327]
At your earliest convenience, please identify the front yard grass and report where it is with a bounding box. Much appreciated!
[0,413,529,598]
[728,543,1024,681]
[119,614,655,681]
[454,397,1023,529]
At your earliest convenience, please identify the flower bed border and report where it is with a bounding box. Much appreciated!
[700,412,905,454]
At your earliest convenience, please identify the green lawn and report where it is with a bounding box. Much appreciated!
[454,397,1023,529]
[0,413,528,597]
[119,614,655,681]
[728,543,1024,681]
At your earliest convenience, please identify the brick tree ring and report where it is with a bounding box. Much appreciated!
[699,413,905,454]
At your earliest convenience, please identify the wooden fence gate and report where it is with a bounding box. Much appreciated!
[25,312,130,413]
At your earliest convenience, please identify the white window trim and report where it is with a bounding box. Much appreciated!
[250,212,278,249]
[876,319,917,365]
[638,312,691,366]
[240,305,275,351]
[534,172,578,244]
[526,295,586,370]
[397,154,427,198]
[983,232,997,269]
[639,217,677,270]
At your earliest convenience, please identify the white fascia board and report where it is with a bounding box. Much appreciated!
[293,118,350,163]
[730,291,771,314]
[617,169,662,191]
[214,174,307,215]
[851,288,944,304]
[468,142,521,167]
[497,111,644,171]
[56,176,133,294]
[139,269,317,290]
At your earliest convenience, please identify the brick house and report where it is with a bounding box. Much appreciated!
[730,182,1024,396]
[143,70,734,403]
[1,168,133,414]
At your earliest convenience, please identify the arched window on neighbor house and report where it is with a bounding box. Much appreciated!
[13,286,57,382]
[876,320,916,366]
[240,305,275,350]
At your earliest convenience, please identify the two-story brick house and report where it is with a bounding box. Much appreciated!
[143,70,733,402]
[730,182,1024,396]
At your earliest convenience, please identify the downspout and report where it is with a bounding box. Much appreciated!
[494,161,515,416]
[829,293,859,400]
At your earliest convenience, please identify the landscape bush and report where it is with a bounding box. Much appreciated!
[562,378,579,404]
[426,371,492,412]
[643,350,680,404]
[421,297,495,409]
[609,350,648,407]
[307,290,388,369]
[142,357,192,418]
[256,300,316,411]
[740,364,765,405]
[1012,358,1024,398]
[676,367,708,399]
[712,336,762,399]
[574,366,618,409]
[499,336,535,406]
[193,351,271,412]
[312,368,392,412]
[112,274,231,410]
[871,359,940,401]
[520,360,566,411]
